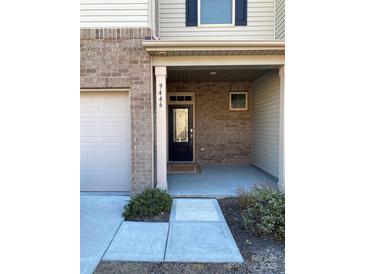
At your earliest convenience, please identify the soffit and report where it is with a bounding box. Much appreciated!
[167,66,276,83]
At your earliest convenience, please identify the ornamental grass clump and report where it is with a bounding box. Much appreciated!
[123,188,172,219]
[239,186,285,241]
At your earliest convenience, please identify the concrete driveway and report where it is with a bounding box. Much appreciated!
[80,195,129,274]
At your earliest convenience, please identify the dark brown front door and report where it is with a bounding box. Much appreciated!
[168,105,193,161]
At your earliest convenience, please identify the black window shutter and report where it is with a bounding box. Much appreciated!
[186,0,198,26]
[235,0,248,26]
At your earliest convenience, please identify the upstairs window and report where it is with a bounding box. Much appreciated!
[200,0,233,25]
[186,0,247,27]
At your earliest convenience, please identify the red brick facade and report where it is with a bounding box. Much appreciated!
[167,82,252,166]
[80,28,255,193]
[80,28,153,194]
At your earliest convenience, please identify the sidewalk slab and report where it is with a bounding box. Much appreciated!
[165,222,243,263]
[103,222,169,262]
[80,195,129,274]
[170,198,225,223]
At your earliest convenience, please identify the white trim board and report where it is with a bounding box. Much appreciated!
[152,55,285,67]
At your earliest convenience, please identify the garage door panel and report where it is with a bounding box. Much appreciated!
[100,145,130,163]
[81,94,129,115]
[80,143,130,165]
[80,121,98,137]
[80,113,129,118]
[99,119,130,138]
[100,96,129,113]
[80,167,131,191]
[80,146,98,163]
[80,91,131,192]
[81,162,130,168]
[80,136,129,144]
[80,118,130,139]
[80,96,99,112]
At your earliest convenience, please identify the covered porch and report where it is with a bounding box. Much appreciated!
[146,43,285,196]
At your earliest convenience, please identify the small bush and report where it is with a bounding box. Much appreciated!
[239,186,285,241]
[123,188,172,219]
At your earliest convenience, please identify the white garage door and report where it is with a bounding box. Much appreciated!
[80,91,131,191]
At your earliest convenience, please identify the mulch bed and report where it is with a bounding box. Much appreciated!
[95,197,284,274]
[218,197,285,274]
[124,211,170,222]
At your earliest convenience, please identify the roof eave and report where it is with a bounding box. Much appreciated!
[142,40,285,56]
[142,40,284,49]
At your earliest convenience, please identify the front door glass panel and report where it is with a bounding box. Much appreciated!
[173,108,188,142]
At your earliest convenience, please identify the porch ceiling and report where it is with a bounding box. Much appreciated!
[167,66,275,83]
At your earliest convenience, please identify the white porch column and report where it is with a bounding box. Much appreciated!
[155,67,167,190]
[278,66,285,192]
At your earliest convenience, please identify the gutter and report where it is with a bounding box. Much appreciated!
[142,40,285,52]
[143,40,284,47]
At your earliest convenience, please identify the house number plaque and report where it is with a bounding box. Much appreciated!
[158,83,163,108]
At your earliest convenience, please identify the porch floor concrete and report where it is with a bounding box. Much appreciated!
[80,195,129,274]
[167,165,278,197]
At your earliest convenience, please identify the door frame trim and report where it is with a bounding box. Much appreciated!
[167,92,195,163]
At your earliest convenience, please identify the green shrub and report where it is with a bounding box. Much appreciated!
[239,186,285,241]
[123,188,172,219]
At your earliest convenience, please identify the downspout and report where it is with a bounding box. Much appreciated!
[273,0,277,39]
[150,0,159,40]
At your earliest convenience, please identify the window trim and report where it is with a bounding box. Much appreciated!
[198,0,235,27]
[229,91,248,111]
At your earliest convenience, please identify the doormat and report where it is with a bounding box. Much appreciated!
[167,163,200,174]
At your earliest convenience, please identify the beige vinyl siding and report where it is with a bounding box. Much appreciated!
[159,0,275,40]
[275,0,285,39]
[251,70,279,178]
[80,0,149,28]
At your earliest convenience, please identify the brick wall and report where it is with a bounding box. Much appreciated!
[167,82,251,166]
[80,28,153,194]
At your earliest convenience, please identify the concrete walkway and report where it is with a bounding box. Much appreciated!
[165,199,243,262]
[81,196,243,274]
[80,195,129,274]
[103,198,243,263]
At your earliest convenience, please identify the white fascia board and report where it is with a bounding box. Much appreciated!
[152,55,285,67]
[143,40,285,47]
